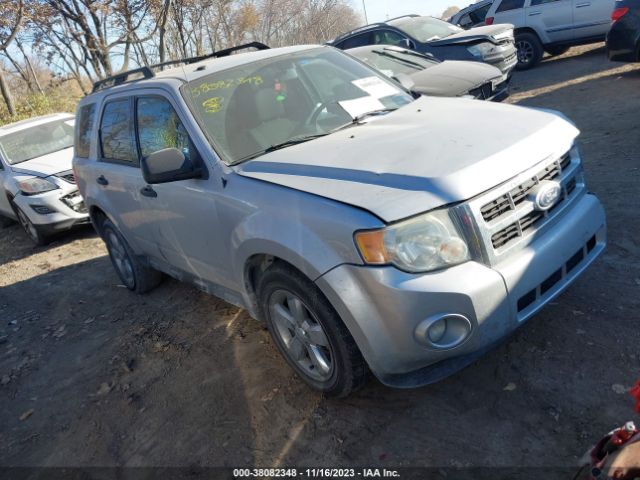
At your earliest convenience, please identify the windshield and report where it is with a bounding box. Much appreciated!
[349,47,438,78]
[0,118,74,165]
[183,48,413,165]
[390,16,463,42]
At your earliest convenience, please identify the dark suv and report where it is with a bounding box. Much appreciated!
[607,0,640,62]
[329,14,518,80]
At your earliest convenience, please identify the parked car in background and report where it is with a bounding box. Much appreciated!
[452,0,494,28]
[75,44,605,397]
[0,113,89,244]
[463,0,617,69]
[607,0,640,61]
[329,15,518,81]
[347,45,509,101]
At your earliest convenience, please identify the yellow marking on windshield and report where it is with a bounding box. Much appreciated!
[191,76,264,98]
[202,97,224,113]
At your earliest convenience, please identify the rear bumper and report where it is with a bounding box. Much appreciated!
[606,19,640,62]
[316,194,605,388]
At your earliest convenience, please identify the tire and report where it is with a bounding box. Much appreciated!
[101,219,163,293]
[11,202,49,246]
[257,262,368,397]
[545,45,570,57]
[515,32,543,70]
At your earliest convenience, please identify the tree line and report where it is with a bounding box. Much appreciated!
[0,0,360,121]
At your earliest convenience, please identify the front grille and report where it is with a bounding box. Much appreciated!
[460,148,585,265]
[517,235,598,313]
[470,82,493,100]
[481,154,570,223]
[57,170,76,184]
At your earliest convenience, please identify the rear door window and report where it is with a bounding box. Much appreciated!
[372,30,409,46]
[100,99,137,164]
[76,103,96,158]
[496,0,525,12]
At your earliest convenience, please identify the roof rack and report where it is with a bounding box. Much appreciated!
[91,41,270,93]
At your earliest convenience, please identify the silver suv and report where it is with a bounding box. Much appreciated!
[74,45,606,396]
[0,113,89,244]
[452,0,616,69]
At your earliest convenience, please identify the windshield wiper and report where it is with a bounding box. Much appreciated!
[382,47,438,62]
[332,107,399,132]
[233,133,329,164]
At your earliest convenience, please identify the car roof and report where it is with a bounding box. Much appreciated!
[0,112,74,137]
[330,15,421,44]
[81,44,323,102]
[458,0,494,14]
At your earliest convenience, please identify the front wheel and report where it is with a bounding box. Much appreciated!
[515,32,543,70]
[12,203,49,245]
[101,219,163,293]
[258,263,368,397]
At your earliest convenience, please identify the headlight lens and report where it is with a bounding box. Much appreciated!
[467,42,493,58]
[355,209,470,273]
[17,177,59,195]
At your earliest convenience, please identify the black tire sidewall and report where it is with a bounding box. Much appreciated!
[11,201,47,245]
[516,33,543,70]
[258,266,356,395]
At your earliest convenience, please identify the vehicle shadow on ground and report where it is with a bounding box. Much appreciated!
[0,223,97,267]
[0,258,260,467]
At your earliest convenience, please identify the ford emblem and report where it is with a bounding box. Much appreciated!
[529,180,562,211]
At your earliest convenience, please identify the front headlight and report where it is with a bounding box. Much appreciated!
[354,209,470,273]
[17,177,59,195]
[467,42,493,58]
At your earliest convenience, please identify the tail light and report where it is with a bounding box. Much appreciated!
[485,16,494,25]
[612,7,629,22]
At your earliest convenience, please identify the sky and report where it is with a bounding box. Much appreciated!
[355,0,467,23]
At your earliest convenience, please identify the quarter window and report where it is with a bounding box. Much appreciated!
[496,0,525,12]
[75,103,96,158]
[136,97,190,159]
[338,32,372,49]
[100,100,137,163]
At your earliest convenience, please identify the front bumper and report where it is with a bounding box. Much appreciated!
[12,187,89,232]
[316,194,605,387]
[482,43,518,75]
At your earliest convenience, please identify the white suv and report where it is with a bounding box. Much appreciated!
[0,113,89,244]
[452,0,616,69]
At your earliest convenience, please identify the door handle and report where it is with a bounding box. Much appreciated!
[96,175,109,186]
[575,2,590,7]
[528,11,542,16]
[140,186,157,198]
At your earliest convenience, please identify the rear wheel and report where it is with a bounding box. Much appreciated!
[258,263,368,397]
[101,219,163,293]
[515,32,543,70]
[545,45,570,57]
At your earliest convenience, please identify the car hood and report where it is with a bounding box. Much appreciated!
[10,147,74,177]
[409,60,502,96]
[429,24,513,46]
[236,96,578,223]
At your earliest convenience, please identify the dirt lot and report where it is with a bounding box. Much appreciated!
[1,44,639,473]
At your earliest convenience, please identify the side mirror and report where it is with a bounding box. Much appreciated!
[392,72,416,93]
[141,146,204,184]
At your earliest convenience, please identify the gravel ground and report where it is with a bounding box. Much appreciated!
[1,44,639,474]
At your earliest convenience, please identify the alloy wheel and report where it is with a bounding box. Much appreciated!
[516,40,534,66]
[106,230,135,288]
[16,208,39,242]
[268,289,334,382]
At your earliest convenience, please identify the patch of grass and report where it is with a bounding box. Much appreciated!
[0,91,80,126]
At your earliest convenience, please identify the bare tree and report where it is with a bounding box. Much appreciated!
[0,0,25,115]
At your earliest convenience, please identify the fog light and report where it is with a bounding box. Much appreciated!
[415,313,472,350]
[30,204,56,215]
